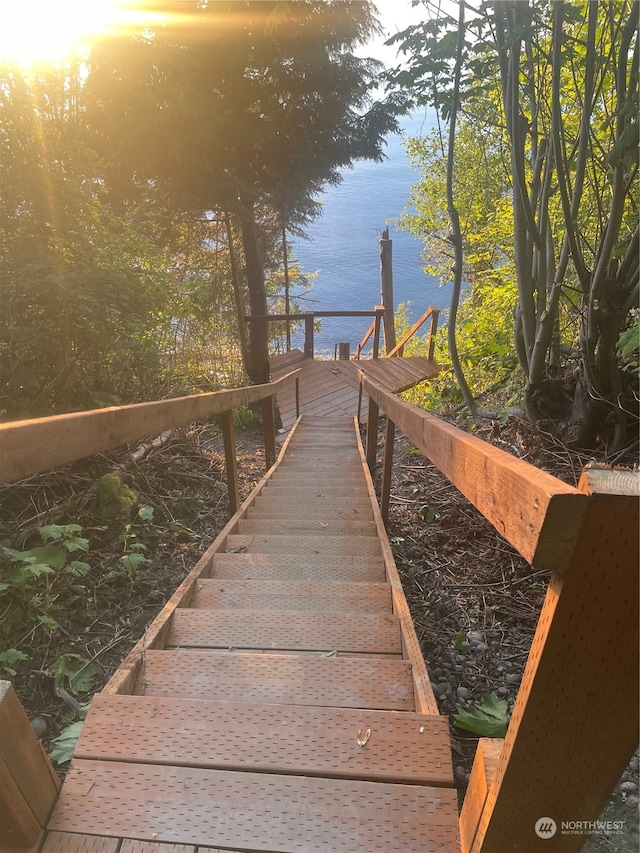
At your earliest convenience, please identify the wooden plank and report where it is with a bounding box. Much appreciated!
[41,834,119,853]
[209,552,386,583]
[459,739,503,853]
[49,760,460,853]
[0,831,44,853]
[121,843,196,853]
[77,695,453,785]
[471,484,639,853]
[236,518,377,535]
[0,681,60,842]
[0,760,41,847]
[353,424,440,716]
[226,533,382,556]
[166,610,401,654]
[246,506,374,522]
[139,651,415,710]
[361,374,589,572]
[101,418,306,695]
[220,409,239,515]
[190,578,391,611]
[0,369,300,484]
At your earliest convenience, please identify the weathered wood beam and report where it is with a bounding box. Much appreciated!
[0,370,300,485]
[221,409,240,515]
[470,471,639,852]
[0,682,60,846]
[361,375,588,572]
[381,418,396,526]
[459,739,503,853]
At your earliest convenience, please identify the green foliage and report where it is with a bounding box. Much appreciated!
[0,648,28,676]
[454,692,510,738]
[49,653,98,695]
[49,700,91,764]
[0,522,96,674]
[97,474,137,520]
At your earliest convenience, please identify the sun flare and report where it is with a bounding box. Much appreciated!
[0,0,166,68]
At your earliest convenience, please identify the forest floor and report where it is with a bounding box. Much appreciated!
[0,408,637,849]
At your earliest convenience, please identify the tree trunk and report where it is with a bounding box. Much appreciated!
[239,194,270,386]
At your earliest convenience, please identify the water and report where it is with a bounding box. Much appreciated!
[288,109,449,357]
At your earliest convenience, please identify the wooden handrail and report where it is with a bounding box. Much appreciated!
[386,306,439,359]
[359,373,588,573]
[0,369,301,485]
[245,310,381,322]
[352,318,376,360]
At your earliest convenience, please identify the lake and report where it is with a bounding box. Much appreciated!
[288,109,450,357]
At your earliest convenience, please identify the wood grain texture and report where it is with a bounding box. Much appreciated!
[459,739,503,853]
[49,760,460,853]
[0,682,59,843]
[361,375,589,571]
[41,834,119,853]
[77,695,453,785]
[0,370,300,484]
[471,489,639,853]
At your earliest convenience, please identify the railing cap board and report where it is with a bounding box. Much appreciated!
[0,369,300,485]
[360,374,589,573]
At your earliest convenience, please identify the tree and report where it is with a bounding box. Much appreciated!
[85,0,402,384]
[387,0,638,448]
[0,65,172,416]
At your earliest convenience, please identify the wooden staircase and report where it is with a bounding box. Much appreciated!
[43,415,460,852]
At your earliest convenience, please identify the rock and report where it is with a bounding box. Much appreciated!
[474,642,489,653]
[448,675,457,686]
[506,673,521,684]
[432,667,443,678]
[440,652,453,664]
[30,716,47,738]
[454,765,466,781]
[620,781,637,794]
[497,687,509,696]
[434,682,448,697]
[468,631,484,642]
[456,686,470,699]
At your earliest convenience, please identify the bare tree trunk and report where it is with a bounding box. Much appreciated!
[238,194,270,386]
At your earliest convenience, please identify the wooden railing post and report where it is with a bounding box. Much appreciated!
[0,681,60,846]
[467,468,639,853]
[221,409,240,516]
[365,397,379,475]
[380,417,395,526]
[372,306,383,359]
[261,396,276,470]
[428,308,440,361]
[295,377,300,420]
[304,313,314,359]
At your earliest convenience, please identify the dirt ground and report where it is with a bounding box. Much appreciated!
[0,412,637,849]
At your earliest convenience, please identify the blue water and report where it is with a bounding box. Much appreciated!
[288,109,449,357]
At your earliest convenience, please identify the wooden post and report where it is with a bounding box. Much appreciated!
[357,379,363,427]
[0,681,60,846]
[428,308,440,360]
[304,313,314,359]
[372,306,383,359]
[380,417,395,526]
[337,342,350,360]
[365,397,379,475]
[469,468,639,853]
[460,739,503,853]
[380,228,396,354]
[295,377,300,420]
[221,409,240,516]
[261,396,276,470]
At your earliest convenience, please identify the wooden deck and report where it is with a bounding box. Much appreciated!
[270,350,440,430]
[41,415,460,852]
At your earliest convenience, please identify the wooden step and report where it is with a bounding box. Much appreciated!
[236,518,377,536]
[49,760,460,852]
[208,552,386,583]
[226,533,381,557]
[246,506,374,523]
[253,494,372,511]
[139,651,415,709]
[77,695,453,785]
[167,610,401,654]
[191,579,391,611]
